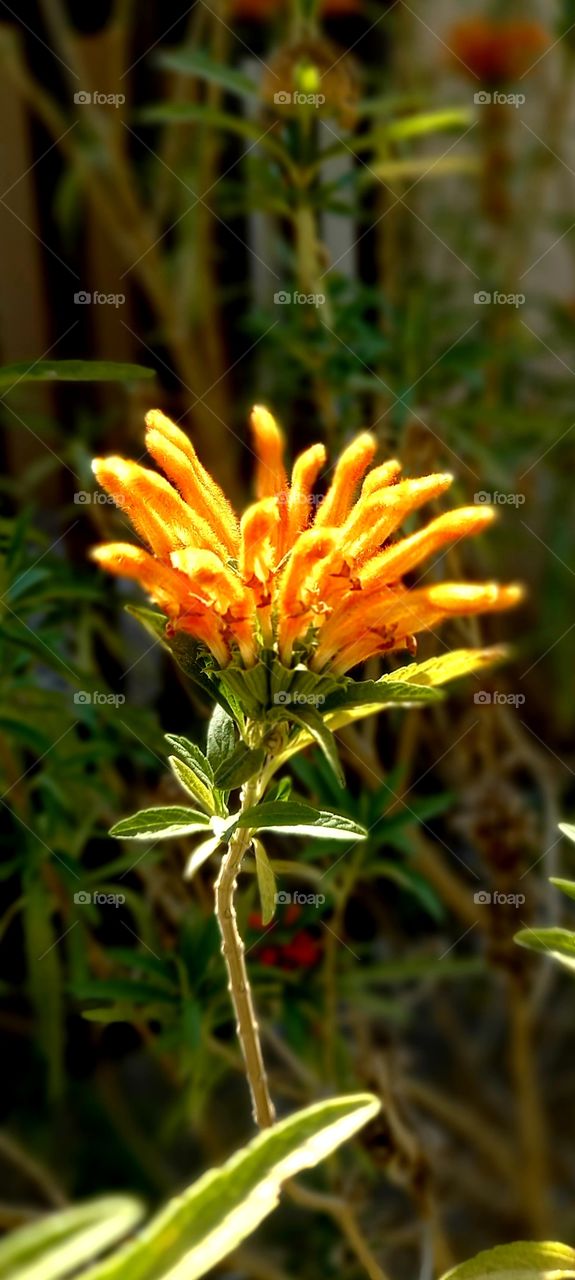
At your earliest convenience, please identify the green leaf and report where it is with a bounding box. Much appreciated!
[384,107,472,141]
[140,103,271,146]
[235,801,367,842]
[184,836,222,881]
[110,807,211,840]
[206,704,237,773]
[79,1094,380,1280]
[71,979,178,1005]
[326,678,443,713]
[0,360,154,386]
[156,48,259,98]
[274,706,344,788]
[558,822,575,846]
[253,839,277,925]
[514,926,575,972]
[0,1196,144,1280]
[213,743,265,790]
[389,648,507,689]
[165,736,213,784]
[550,876,575,902]
[440,1242,575,1280]
[168,755,216,815]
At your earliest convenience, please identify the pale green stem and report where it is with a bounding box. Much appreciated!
[214,772,275,1129]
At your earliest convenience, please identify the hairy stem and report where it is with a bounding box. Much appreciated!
[214,773,275,1129]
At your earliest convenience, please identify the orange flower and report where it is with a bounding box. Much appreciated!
[449,18,549,84]
[91,407,522,676]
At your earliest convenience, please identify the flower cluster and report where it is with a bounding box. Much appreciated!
[449,18,549,84]
[91,407,521,677]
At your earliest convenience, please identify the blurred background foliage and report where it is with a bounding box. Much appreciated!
[1,0,575,1275]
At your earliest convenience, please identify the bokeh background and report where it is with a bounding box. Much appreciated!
[1,1,575,1275]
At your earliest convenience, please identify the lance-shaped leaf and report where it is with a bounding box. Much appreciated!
[558,822,575,846]
[233,801,367,841]
[253,839,277,925]
[0,360,154,386]
[184,836,222,881]
[157,49,259,99]
[79,1094,380,1280]
[514,926,575,973]
[168,756,216,815]
[550,876,575,903]
[440,1242,575,1280]
[110,807,211,841]
[271,705,344,788]
[0,1195,144,1280]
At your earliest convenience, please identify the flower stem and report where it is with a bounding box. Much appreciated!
[214,773,276,1129]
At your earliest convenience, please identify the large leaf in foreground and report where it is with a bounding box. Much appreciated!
[0,1196,144,1280]
[81,1094,379,1280]
[441,1242,575,1280]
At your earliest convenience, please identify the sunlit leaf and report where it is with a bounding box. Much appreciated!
[80,1094,380,1280]
[440,1241,575,1280]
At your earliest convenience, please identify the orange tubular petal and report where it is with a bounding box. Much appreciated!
[239,498,281,594]
[174,612,231,668]
[170,547,252,618]
[315,432,377,528]
[286,442,327,546]
[91,457,215,558]
[91,543,190,615]
[360,459,402,499]
[318,580,523,673]
[145,410,239,556]
[359,506,496,590]
[342,473,454,564]
[276,529,337,664]
[250,405,288,499]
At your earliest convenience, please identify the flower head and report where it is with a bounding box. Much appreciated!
[449,18,549,84]
[91,407,521,678]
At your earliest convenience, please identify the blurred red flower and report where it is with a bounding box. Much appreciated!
[449,18,550,83]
